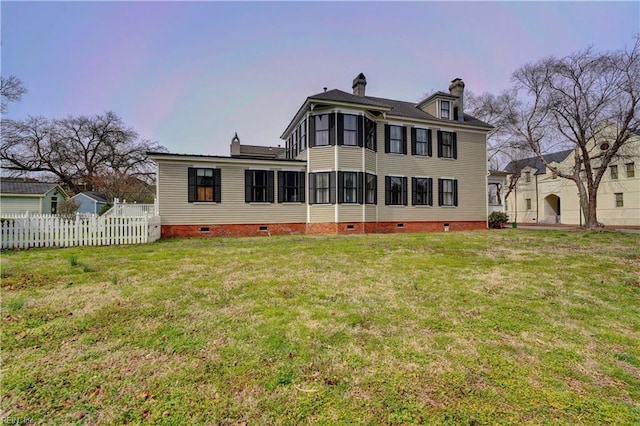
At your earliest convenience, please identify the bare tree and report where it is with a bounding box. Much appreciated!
[0,76,27,113]
[0,111,166,196]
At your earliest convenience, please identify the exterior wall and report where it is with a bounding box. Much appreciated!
[0,196,42,215]
[156,158,307,226]
[308,146,334,171]
[72,194,105,214]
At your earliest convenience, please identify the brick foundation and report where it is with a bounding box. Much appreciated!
[161,221,486,238]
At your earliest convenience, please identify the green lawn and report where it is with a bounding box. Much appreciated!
[1,230,639,424]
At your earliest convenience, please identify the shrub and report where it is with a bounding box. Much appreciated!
[489,211,510,229]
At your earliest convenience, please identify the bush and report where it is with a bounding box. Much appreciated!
[489,211,509,229]
[98,203,112,216]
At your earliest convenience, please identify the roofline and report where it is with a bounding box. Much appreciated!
[147,152,306,165]
[0,184,68,198]
[417,92,457,109]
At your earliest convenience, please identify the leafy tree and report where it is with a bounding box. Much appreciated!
[0,111,166,197]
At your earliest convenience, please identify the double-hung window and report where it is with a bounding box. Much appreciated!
[309,172,335,204]
[610,165,618,179]
[188,168,221,202]
[412,177,433,206]
[342,114,358,146]
[440,100,451,119]
[314,114,331,146]
[278,171,305,203]
[338,171,363,204]
[626,162,635,178]
[412,128,432,156]
[385,176,407,206]
[299,120,307,151]
[245,170,274,203]
[365,117,376,151]
[385,125,406,154]
[438,178,458,207]
[615,193,624,207]
[365,173,377,204]
[437,131,457,159]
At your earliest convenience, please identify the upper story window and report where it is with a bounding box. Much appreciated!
[526,198,532,210]
[292,129,298,158]
[385,124,407,154]
[278,171,305,203]
[610,165,618,179]
[299,120,307,151]
[342,114,358,146]
[524,171,531,183]
[365,117,377,151]
[412,177,433,206]
[309,172,335,204]
[188,168,221,203]
[385,176,407,206]
[440,100,451,119]
[412,128,432,156]
[437,131,457,159]
[626,162,635,178]
[438,178,458,207]
[365,173,377,204]
[338,171,362,204]
[314,114,331,146]
[245,170,274,203]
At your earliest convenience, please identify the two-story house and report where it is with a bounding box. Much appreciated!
[149,74,493,237]
[505,129,639,227]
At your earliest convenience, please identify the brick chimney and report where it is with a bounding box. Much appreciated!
[230,132,241,156]
[448,78,465,121]
[352,73,367,97]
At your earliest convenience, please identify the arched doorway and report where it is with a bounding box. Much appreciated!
[544,194,561,223]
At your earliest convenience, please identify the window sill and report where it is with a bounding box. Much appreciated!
[438,157,457,160]
[190,202,218,205]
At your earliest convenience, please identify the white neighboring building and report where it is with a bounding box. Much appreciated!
[505,131,640,227]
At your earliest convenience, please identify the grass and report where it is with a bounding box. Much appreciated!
[1,229,639,424]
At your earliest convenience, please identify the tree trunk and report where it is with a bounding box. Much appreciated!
[582,186,600,229]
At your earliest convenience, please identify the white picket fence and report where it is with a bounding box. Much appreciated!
[1,212,161,250]
[102,198,158,217]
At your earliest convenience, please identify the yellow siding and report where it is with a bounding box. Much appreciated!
[309,205,334,223]
[337,147,362,170]
[365,150,377,173]
[337,204,362,222]
[0,196,42,214]
[309,146,334,171]
[157,161,306,225]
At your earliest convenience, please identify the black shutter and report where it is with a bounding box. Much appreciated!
[298,172,305,203]
[411,177,417,205]
[373,175,378,204]
[453,179,458,206]
[402,127,407,155]
[438,179,443,206]
[245,170,253,203]
[267,171,275,203]
[427,129,433,157]
[213,168,221,203]
[385,176,391,205]
[308,173,316,205]
[402,177,408,205]
[309,116,316,147]
[277,171,284,203]
[452,133,458,159]
[427,178,433,206]
[358,116,364,147]
[329,113,336,146]
[384,124,390,153]
[329,172,336,204]
[410,128,416,156]
[337,113,344,146]
[337,171,344,203]
[188,168,196,202]
[357,172,364,204]
[437,131,443,157]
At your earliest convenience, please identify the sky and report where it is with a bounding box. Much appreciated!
[2,1,639,156]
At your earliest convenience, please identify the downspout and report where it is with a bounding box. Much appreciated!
[535,174,539,222]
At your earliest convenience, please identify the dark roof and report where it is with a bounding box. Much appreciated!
[305,89,492,128]
[237,144,285,158]
[147,151,305,163]
[73,191,108,203]
[0,180,60,195]
[504,149,574,174]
